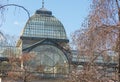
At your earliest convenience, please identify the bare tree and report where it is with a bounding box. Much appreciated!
[0,1,32,82]
[71,0,120,82]
[0,0,30,46]
[4,52,36,82]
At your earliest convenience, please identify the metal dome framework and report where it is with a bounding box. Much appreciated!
[21,8,68,40]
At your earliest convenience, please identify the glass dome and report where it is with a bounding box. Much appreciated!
[21,8,67,40]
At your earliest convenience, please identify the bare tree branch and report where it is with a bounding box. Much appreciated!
[0,4,30,19]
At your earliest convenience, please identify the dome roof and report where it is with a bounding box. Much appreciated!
[21,8,67,40]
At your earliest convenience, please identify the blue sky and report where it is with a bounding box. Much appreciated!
[0,0,91,39]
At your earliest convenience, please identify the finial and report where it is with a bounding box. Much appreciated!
[42,0,44,8]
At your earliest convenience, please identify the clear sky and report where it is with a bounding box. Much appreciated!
[0,0,91,40]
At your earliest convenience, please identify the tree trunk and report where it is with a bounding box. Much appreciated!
[0,77,2,82]
[118,32,120,82]
[118,5,120,82]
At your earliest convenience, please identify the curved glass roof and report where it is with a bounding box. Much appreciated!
[21,8,67,40]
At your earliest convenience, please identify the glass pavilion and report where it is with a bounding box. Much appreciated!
[16,7,70,77]
[0,3,118,80]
